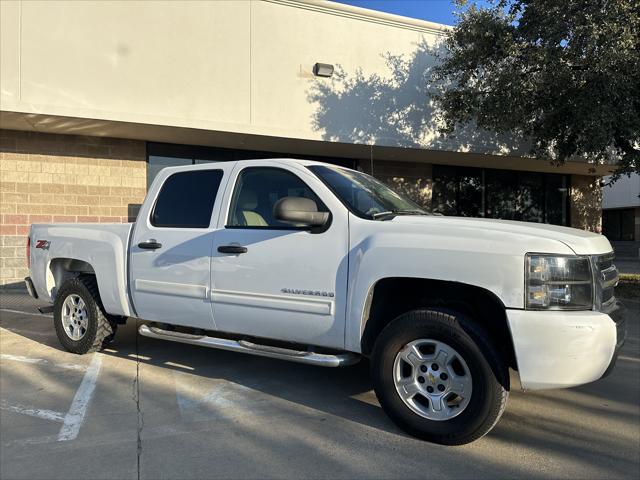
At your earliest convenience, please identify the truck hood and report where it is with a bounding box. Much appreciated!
[390,215,613,255]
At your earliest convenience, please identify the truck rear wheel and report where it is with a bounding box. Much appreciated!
[371,308,508,445]
[53,276,117,354]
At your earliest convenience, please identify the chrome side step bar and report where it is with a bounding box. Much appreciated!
[138,324,360,367]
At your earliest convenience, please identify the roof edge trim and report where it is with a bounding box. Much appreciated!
[263,0,452,35]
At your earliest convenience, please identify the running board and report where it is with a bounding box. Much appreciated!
[138,324,360,367]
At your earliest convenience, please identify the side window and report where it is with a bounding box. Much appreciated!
[227,167,327,228]
[152,170,223,228]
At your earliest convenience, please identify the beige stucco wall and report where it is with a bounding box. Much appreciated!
[0,0,532,158]
[0,0,613,178]
[0,1,434,143]
[0,129,146,286]
[603,173,640,209]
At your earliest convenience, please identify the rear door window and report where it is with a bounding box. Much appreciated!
[151,170,223,228]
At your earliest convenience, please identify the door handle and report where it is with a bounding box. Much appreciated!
[217,245,248,254]
[138,239,162,250]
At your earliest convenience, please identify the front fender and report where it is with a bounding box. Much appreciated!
[344,225,574,352]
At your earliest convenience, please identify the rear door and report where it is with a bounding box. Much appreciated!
[129,164,233,329]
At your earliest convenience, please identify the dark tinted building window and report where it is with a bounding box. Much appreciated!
[152,170,223,228]
[457,168,483,218]
[147,155,192,188]
[603,208,635,241]
[431,166,458,216]
[544,174,570,226]
[432,166,569,226]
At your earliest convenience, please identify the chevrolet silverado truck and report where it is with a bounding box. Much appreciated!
[25,159,625,445]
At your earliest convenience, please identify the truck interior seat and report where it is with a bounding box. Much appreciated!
[237,190,268,226]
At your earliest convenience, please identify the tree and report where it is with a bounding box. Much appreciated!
[433,0,640,181]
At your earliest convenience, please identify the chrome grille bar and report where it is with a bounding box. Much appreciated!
[592,252,619,314]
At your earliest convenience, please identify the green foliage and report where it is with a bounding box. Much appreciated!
[619,273,640,284]
[434,0,640,181]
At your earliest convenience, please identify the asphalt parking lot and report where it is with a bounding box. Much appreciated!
[1,291,638,480]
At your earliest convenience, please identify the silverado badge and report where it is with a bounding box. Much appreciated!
[281,288,335,298]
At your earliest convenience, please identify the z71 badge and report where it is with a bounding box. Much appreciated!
[35,240,51,250]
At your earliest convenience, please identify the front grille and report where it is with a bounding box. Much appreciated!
[592,252,618,314]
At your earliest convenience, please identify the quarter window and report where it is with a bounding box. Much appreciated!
[227,168,327,228]
[151,170,223,228]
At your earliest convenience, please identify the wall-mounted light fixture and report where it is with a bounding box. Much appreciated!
[313,63,334,78]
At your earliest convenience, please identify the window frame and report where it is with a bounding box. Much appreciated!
[307,164,428,221]
[224,166,332,232]
[150,169,225,229]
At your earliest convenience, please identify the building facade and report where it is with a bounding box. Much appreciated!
[0,0,612,286]
[602,173,640,245]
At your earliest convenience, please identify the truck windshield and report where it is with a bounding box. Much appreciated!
[308,165,429,220]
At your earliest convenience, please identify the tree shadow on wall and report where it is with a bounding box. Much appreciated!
[307,38,528,157]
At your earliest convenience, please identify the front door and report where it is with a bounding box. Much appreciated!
[210,162,349,349]
[129,165,231,329]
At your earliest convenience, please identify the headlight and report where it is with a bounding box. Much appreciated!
[525,254,593,310]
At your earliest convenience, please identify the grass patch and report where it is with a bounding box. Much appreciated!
[617,274,640,299]
[619,273,640,284]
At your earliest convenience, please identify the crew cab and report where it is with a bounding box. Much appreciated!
[25,159,625,445]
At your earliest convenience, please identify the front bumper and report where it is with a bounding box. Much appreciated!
[599,305,626,378]
[507,308,624,390]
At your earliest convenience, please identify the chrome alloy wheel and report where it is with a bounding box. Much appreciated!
[393,339,473,421]
[61,294,89,341]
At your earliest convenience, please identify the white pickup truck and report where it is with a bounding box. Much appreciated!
[25,158,624,445]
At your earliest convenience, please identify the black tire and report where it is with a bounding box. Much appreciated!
[53,276,117,354]
[371,308,508,445]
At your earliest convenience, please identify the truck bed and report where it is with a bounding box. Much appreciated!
[29,222,135,317]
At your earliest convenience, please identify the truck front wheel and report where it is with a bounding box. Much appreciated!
[371,308,508,445]
[53,276,117,354]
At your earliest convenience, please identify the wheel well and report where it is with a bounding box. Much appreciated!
[48,258,96,300]
[360,278,518,370]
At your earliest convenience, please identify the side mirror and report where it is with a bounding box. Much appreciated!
[273,197,329,228]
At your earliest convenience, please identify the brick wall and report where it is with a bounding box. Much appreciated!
[0,129,146,287]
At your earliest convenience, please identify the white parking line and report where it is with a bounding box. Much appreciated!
[0,308,52,318]
[174,370,257,418]
[0,354,46,364]
[619,355,639,363]
[0,401,65,423]
[57,353,102,441]
[0,354,86,372]
[2,327,51,338]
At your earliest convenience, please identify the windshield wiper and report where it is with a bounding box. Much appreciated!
[371,209,429,220]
